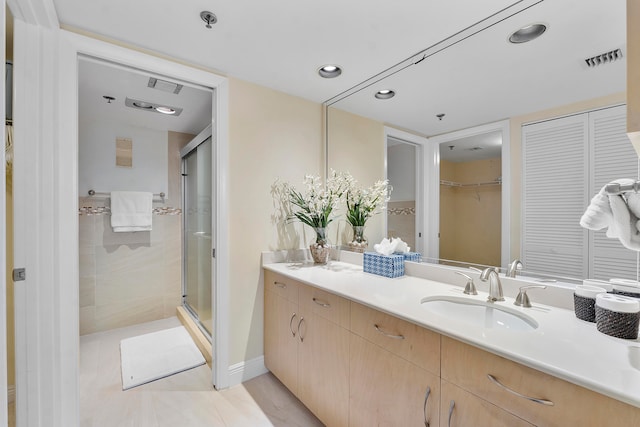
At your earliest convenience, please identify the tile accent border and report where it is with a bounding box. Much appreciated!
[78,206,182,216]
[387,207,416,215]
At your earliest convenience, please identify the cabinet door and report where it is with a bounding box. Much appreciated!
[264,289,299,395]
[441,380,533,427]
[297,311,350,427]
[350,333,440,427]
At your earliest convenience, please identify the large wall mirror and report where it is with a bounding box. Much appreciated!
[326,0,629,282]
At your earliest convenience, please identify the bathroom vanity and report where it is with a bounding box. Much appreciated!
[263,258,640,426]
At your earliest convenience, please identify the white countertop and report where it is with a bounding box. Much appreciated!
[263,260,640,409]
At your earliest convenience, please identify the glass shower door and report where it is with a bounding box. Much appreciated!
[183,136,213,337]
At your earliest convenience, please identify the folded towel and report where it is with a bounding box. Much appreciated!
[580,179,640,251]
[110,191,153,232]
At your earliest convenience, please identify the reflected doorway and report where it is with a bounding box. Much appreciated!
[438,131,502,266]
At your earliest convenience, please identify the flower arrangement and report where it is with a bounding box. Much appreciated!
[273,170,350,245]
[346,179,392,227]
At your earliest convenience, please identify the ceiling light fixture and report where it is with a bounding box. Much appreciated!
[132,101,153,109]
[200,11,217,29]
[375,89,395,99]
[155,106,176,115]
[508,23,547,44]
[125,97,183,116]
[318,65,342,78]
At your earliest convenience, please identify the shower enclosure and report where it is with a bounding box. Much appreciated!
[181,125,214,338]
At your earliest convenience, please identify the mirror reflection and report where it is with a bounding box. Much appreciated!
[326,0,630,283]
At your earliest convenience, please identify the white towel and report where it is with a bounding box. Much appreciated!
[110,191,153,232]
[580,179,640,251]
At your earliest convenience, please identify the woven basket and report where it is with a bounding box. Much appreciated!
[612,289,640,299]
[595,306,640,339]
[573,293,597,322]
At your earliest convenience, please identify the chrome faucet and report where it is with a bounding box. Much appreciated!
[506,259,523,278]
[479,267,505,302]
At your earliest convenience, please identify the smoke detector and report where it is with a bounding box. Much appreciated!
[584,48,623,68]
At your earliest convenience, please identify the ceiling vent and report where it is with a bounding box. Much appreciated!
[584,48,623,68]
[148,77,183,94]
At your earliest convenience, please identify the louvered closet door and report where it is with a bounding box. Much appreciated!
[589,105,639,280]
[522,114,589,278]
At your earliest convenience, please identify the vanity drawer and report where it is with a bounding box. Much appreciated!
[264,270,299,302]
[350,301,440,375]
[299,284,350,328]
[441,336,640,426]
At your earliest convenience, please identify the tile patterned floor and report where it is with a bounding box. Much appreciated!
[79,316,324,427]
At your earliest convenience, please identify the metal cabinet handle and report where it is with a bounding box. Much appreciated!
[423,386,431,427]
[448,400,455,427]
[373,324,405,340]
[289,313,297,337]
[273,281,287,288]
[297,317,305,343]
[487,374,554,406]
[312,297,331,308]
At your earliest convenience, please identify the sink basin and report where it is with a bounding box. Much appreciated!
[420,295,539,331]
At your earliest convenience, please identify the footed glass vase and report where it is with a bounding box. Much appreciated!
[347,225,367,253]
[310,227,331,264]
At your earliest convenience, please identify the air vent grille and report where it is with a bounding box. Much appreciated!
[584,48,623,68]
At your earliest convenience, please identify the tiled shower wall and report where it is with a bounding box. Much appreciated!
[78,131,193,335]
[78,210,181,335]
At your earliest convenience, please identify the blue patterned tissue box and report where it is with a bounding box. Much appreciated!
[363,252,405,278]
[397,252,422,262]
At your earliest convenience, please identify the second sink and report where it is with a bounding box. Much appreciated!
[420,295,539,331]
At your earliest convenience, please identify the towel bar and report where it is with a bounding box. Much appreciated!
[604,181,640,195]
[87,189,166,200]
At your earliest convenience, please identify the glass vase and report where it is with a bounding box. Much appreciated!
[348,225,368,253]
[310,227,331,264]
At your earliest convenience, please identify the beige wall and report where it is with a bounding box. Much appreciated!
[228,77,323,365]
[327,107,385,247]
[509,92,626,260]
[440,158,501,266]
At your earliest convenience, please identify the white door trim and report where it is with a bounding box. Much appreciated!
[58,30,231,389]
[12,24,230,425]
[427,120,511,268]
[383,127,428,256]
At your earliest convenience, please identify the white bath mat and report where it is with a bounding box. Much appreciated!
[120,326,205,390]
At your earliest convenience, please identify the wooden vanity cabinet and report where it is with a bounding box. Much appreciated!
[349,302,441,426]
[441,380,533,427]
[263,270,350,426]
[264,270,299,394]
[441,336,640,427]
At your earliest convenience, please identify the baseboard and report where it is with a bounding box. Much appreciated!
[228,355,268,387]
[7,385,15,403]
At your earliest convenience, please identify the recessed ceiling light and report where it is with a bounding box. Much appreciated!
[318,65,342,78]
[509,23,547,44]
[132,101,153,109]
[375,89,395,100]
[155,106,177,115]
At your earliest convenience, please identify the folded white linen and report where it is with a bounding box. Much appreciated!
[373,237,411,255]
[110,191,153,232]
[580,179,640,251]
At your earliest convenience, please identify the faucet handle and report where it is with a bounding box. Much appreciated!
[514,285,547,308]
[455,271,478,295]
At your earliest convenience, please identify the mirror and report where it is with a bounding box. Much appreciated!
[326,0,627,282]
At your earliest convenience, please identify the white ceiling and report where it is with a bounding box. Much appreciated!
[440,131,503,163]
[56,0,626,151]
[78,57,212,134]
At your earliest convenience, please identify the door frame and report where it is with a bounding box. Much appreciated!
[11,23,229,425]
[57,30,231,386]
[426,119,511,268]
[384,126,427,255]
